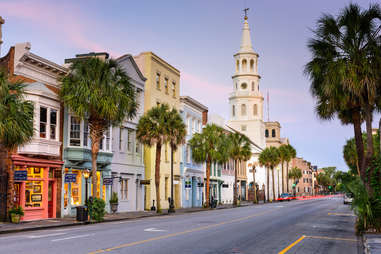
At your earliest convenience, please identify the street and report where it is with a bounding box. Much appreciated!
[0,197,359,254]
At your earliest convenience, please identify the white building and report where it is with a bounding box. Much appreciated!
[110,54,146,212]
[227,14,267,200]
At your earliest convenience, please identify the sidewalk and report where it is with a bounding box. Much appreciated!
[363,234,381,254]
[0,203,252,235]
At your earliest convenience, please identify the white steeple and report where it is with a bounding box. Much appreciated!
[239,17,254,54]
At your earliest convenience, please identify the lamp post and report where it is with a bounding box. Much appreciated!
[83,169,90,204]
[249,163,258,204]
[168,144,175,213]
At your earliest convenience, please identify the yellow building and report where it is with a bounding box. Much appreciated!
[134,52,181,210]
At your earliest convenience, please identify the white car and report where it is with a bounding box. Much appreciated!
[343,193,353,204]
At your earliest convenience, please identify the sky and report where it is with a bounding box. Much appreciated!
[0,0,378,171]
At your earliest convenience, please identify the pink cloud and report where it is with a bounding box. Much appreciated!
[0,0,120,56]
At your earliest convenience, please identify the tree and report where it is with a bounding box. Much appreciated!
[259,147,280,201]
[228,132,251,206]
[166,107,186,212]
[189,124,229,208]
[60,57,137,197]
[285,145,296,193]
[137,104,175,213]
[278,144,289,193]
[288,167,302,195]
[305,3,381,193]
[0,72,34,214]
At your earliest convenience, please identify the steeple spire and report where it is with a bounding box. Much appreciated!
[239,10,254,53]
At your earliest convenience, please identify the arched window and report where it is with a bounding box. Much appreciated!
[250,59,254,72]
[232,105,235,117]
[241,104,246,116]
[236,60,239,72]
[272,129,276,137]
[253,104,258,115]
[265,129,269,137]
[235,83,238,90]
[242,59,247,72]
[241,83,247,90]
[251,82,255,91]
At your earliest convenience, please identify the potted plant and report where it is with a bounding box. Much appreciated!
[9,206,24,224]
[109,192,119,214]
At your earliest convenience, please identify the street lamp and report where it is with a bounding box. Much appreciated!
[83,169,90,204]
[168,143,175,213]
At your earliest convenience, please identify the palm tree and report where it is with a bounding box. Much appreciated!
[285,145,296,193]
[228,132,251,206]
[189,124,229,208]
[305,3,381,193]
[278,145,289,193]
[0,72,34,214]
[166,108,186,212]
[288,167,302,196]
[137,104,174,213]
[259,147,280,201]
[60,57,137,197]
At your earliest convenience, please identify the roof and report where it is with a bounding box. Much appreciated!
[180,96,208,112]
[116,54,147,82]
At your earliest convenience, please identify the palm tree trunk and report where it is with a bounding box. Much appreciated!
[352,111,366,187]
[281,161,284,193]
[155,143,162,213]
[233,159,238,206]
[205,159,211,208]
[90,129,102,198]
[271,166,275,201]
[266,167,269,202]
[253,166,257,204]
[277,168,280,198]
[6,149,15,218]
[286,161,289,193]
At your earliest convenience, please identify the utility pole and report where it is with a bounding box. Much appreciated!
[0,17,5,56]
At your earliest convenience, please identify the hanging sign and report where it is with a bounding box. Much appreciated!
[14,170,27,181]
[64,173,77,183]
[185,180,192,188]
[103,177,113,185]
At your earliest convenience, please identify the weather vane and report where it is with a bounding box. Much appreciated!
[243,7,250,20]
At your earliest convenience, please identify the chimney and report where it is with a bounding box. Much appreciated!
[0,16,4,56]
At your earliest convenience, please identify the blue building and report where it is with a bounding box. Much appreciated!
[179,96,208,208]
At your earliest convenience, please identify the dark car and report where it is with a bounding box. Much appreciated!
[277,193,292,202]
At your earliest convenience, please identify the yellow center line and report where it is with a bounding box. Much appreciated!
[305,235,358,242]
[278,235,305,254]
[89,209,281,254]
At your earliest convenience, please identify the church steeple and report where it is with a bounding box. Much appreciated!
[239,10,254,54]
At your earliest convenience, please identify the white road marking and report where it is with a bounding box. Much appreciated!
[27,232,67,239]
[275,205,284,208]
[144,228,166,232]
[51,233,94,242]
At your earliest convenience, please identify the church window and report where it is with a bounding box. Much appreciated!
[241,125,247,131]
[232,105,235,117]
[250,59,254,72]
[236,60,239,72]
[156,73,160,90]
[251,82,255,91]
[241,83,247,89]
[253,104,258,115]
[242,59,247,72]
[272,129,276,137]
[172,81,176,97]
[164,78,169,94]
[265,129,269,137]
[241,104,246,116]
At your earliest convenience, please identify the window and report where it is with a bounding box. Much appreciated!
[241,125,247,131]
[50,109,57,140]
[70,117,81,146]
[250,59,254,72]
[156,73,160,89]
[119,128,123,151]
[265,129,269,137]
[83,120,89,147]
[135,138,141,154]
[242,59,247,71]
[232,105,235,117]
[165,143,168,162]
[186,145,191,163]
[164,78,168,94]
[105,128,111,151]
[236,60,239,72]
[40,107,47,138]
[241,83,247,89]
[253,104,258,115]
[187,117,191,134]
[127,129,133,152]
[172,81,176,97]
[251,82,255,91]
[272,129,276,137]
[241,104,246,116]
[165,177,169,199]
[120,178,128,200]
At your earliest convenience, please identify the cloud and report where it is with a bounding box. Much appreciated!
[0,0,120,56]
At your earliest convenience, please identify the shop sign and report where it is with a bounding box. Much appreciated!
[197,182,204,187]
[222,184,229,188]
[65,173,77,183]
[14,170,27,181]
[185,180,192,188]
[103,177,113,185]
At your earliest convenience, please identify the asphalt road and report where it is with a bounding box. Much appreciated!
[0,197,360,254]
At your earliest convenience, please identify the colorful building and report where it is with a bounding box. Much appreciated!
[0,42,67,221]
[134,52,181,210]
[179,96,208,208]
[291,158,313,196]
[62,53,113,216]
[110,54,146,212]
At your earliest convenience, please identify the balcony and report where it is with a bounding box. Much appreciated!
[64,147,113,166]
[18,138,61,157]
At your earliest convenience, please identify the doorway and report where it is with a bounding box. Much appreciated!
[48,181,55,218]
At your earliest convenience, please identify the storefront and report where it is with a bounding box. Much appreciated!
[12,155,63,221]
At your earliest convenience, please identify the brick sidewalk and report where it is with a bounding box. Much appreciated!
[0,203,251,235]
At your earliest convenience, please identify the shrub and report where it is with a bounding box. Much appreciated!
[109,192,118,204]
[88,197,106,222]
[9,206,24,216]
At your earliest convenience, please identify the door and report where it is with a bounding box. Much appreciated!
[0,173,7,221]
[48,181,55,218]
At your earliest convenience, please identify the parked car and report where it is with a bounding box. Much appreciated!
[277,193,292,202]
[343,193,353,204]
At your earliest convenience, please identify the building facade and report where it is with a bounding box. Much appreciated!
[134,52,181,210]
[291,158,313,196]
[109,54,146,212]
[62,53,113,216]
[0,42,67,221]
[180,96,208,208]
